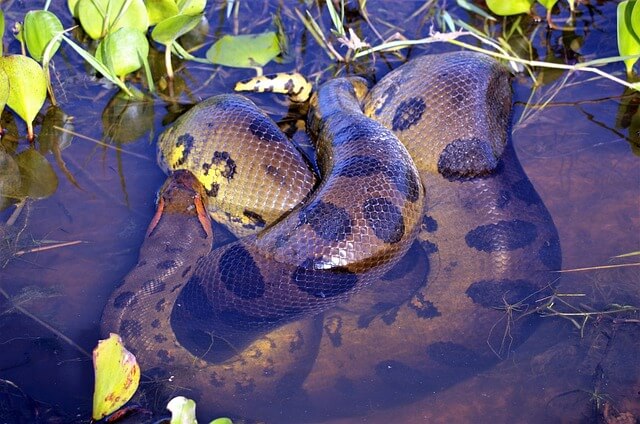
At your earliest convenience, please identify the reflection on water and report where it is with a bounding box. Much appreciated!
[1,1,639,423]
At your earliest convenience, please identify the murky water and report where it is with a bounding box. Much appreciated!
[1,1,639,423]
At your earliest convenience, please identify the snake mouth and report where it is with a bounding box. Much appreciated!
[147,170,213,239]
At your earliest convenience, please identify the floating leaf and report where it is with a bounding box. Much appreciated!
[144,0,179,25]
[92,333,140,420]
[617,0,640,76]
[0,9,4,56]
[0,55,47,140]
[152,14,203,44]
[206,32,281,68]
[177,0,207,15]
[486,0,534,16]
[15,148,58,199]
[167,396,197,424]
[23,10,63,63]
[210,418,233,424]
[0,67,8,115]
[61,35,133,96]
[77,0,149,40]
[96,27,149,77]
[67,0,80,17]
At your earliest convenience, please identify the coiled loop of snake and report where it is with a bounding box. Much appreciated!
[101,52,561,419]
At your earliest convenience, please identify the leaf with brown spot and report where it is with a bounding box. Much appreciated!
[92,333,140,420]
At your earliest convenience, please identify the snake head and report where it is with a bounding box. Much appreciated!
[147,170,213,239]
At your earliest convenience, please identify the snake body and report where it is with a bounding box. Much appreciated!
[101,52,561,419]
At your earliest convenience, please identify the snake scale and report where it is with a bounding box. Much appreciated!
[101,51,561,420]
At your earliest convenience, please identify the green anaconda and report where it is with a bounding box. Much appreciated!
[101,51,561,420]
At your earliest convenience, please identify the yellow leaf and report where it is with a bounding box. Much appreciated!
[92,333,140,420]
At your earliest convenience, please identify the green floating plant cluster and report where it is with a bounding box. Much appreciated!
[486,0,640,75]
[0,0,283,142]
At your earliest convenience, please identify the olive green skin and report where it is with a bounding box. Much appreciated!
[102,51,560,420]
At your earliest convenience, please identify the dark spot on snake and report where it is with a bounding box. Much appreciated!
[242,209,266,229]
[157,349,174,363]
[155,298,166,312]
[438,138,498,178]
[141,279,166,294]
[292,259,358,298]
[156,259,176,270]
[335,377,355,394]
[146,367,169,380]
[248,115,284,143]
[289,330,305,353]
[235,380,256,395]
[175,133,195,164]
[335,155,382,178]
[465,219,538,252]
[372,84,398,116]
[466,279,538,309]
[119,319,142,339]
[512,178,542,205]
[331,120,381,147]
[136,260,147,268]
[420,239,438,254]
[206,183,219,197]
[151,319,161,328]
[422,215,438,232]
[216,308,287,330]
[113,291,137,308]
[391,96,425,131]
[538,236,562,270]
[426,342,494,368]
[218,244,265,300]
[164,245,184,254]
[212,151,236,180]
[284,78,295,93]
[170,283,183,293]
[324,315,342,347]
[363,197,405,244]
[409,293,441,319]
[497,190,511,209]
[181,265,192,278]
[154,334,168,343]
[209,372,225,387]
[299,200,353,242]
[375,360,424,387]
[387,162,421,202]
[364,302,402,328]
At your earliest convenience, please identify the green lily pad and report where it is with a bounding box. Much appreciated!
[486,0,534,16]
[151,13,203,44]
[67,0,80,17]
[15,148,58,199]
[23,10,63,63]
[617,0,640,76]
[0,9,5,56]
[77,0,149,40]
[177,0,207,15]
[144,0,179,25]
[0,67,8,115]
[0,55,47,140]
[206,32,281,69]
[537,0,558,9]
[92,333,140,420]
[96,27,149,78]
